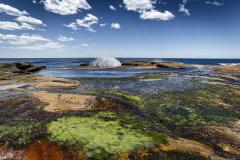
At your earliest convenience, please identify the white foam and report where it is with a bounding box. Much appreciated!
[90,57,122,68]
[219,63,240,66]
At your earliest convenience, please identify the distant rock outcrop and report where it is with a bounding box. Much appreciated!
[215,65,240,74]
[156,62,191,69]
[0,62,46,74]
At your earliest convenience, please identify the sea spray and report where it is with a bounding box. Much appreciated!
[90,57,122,67]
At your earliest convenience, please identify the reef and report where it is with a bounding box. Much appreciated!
[0,61,239,160]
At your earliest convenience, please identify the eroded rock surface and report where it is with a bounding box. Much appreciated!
[34,92,121,112]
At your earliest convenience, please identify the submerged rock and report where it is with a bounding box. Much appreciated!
[90,57,122,68]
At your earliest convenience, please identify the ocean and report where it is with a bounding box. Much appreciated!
[0,58,240,78]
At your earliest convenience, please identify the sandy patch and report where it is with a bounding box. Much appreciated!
[158,138,227,160]
[33,92,120,112]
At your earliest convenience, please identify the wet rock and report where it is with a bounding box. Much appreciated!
[0,62,46,74]
[215,65,240,74]
[15,62,33,71]
[156,62,191,69]
[121,61,157,68]
[26,66,46,73]
[157,138,227,160]
[0,63,20,73]
[122,61,150,66]
[179,125,240,158]
[79,63,89,67]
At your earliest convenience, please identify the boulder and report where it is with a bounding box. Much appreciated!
[0,62,20,73]
[15,62,33,71]
[0,62,46,74]
[79,63,89,67]
[26,66,46,73]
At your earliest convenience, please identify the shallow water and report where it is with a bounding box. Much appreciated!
[39,68,207,78]
[0,83,30,91]
[73,74,206,95]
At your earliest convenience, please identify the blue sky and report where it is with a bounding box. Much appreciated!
[0,0,239,58]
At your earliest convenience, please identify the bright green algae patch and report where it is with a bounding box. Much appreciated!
[47,112,166,159]
[143,84,240,126]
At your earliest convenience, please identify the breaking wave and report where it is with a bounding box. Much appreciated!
[90,57,122,68]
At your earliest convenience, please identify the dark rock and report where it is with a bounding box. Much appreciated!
[15,62,33,71]
[0,62,21,73]
[0,62,46,74]
[80,63,89,67]
[26,66,46,73]
[122,61,151,66]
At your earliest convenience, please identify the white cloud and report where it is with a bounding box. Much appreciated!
[13,42,63,50]
[33,0,37,4]
[109,5,116,11]
[0,33,63,50]
[179,0,190,16]
[0,34,49,45]
[65,14,98,32]
[42,0,91,15]
[0,21,35,30]
[123,0,154,12]
[15,16,45,25]
[140,9,174,20]
[0,3,28,16]
[122,0,174,21]
[81,43,96,47]
[100,23,107,27]
[0,3,45,30]
[58,35,75,42]
[111,23,121,29]
[205,1,224,6]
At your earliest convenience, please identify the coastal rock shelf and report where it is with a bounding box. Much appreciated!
[0,61,239,160]
[33,92,122,112]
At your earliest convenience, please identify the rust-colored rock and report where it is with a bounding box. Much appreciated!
[156,62,191,69]
[26,141,65,160]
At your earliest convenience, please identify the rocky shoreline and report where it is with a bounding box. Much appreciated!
[0,61,239,160]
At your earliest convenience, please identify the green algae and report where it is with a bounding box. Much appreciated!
[83,89,141,104]
[142,84,240,126]
[47,112,166,159]
[107,90,140,103]
[0,119,42,146]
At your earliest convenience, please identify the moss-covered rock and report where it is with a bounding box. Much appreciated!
[0,119,42,147]
[142,84,240,126]
[47,112,166,159]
